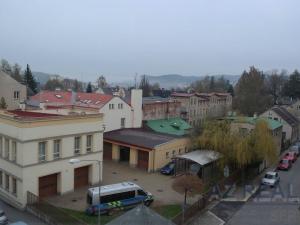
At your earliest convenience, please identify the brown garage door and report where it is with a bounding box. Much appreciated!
[74,166,89,189]
[103,142,112,160]
[137,150,149,170]
[39,173,58,198]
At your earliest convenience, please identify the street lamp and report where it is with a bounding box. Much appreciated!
[69,158,102,225]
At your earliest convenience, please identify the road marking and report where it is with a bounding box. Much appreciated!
[208,211,225,225]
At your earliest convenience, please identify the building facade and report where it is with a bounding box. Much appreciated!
[171,92,232,126]
[0,71,27,110]
[260,106,299,146]
[103,129,191,172]
[142,97,181,121]
[0,110,104,208]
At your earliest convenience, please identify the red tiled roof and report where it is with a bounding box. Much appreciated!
[8,110,61,118]
[30,91,113,108]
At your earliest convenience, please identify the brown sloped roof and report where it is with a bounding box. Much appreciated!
[104,128,177,150]
[272,106,299,127]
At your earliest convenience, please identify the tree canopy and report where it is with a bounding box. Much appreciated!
[23,64,38,95]
[139,75,152,97]
[233,67,272,116]
[86,82,93,93]
[196,120,277,169]
[0,97,7,109]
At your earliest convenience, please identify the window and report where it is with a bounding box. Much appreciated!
[53,140,61,159]
[0,171,2,187]
[118,103,123,109]
[121,118,125,128]
[4,139,9,159]
[179,149,181,155]
[109,104,114,110]
[100,191,135,204]
[166,152,169,159]
[86,135,93,152]
[185,147,188,153]
[13,91,20,100]
[11,141,16,162]
[137,189,147,196]
[12,178,17,195]
[74,137,81,155]
[5,174,9,190]
[38,142,47,162]
[172,150,176,157]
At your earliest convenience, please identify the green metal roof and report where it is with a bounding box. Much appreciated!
[146,117,191,136]
[225,116,282,130]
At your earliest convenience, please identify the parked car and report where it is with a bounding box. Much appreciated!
[261,171,280,188]
[283,152,297,163]
[160,162,175,175]
[0,210,8,225]
[290,145,300,157]
[277,158,292,171]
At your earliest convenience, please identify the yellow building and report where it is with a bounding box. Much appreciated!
[103,129,191,172]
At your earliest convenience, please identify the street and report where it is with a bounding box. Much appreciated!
[226,156,300,225]
[0,200,46,225]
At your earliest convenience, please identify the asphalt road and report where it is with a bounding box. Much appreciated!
[0,200,46,225]
[227,157,300,225]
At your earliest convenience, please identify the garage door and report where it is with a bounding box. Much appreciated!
[137,150,149,170]
[103,142,112,160]
[39,173,58,198]
[74,166,89,189]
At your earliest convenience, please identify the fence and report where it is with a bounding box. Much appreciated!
[27,192,85,225]
[172,169,242,225]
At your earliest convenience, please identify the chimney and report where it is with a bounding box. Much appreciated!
[131,89,143,128]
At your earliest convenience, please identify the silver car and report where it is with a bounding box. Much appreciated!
[0,210,8,225]
[261,171,280,188]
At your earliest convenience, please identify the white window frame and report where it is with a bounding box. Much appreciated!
[13,91,20,100]
[4,139,9,159]
[11,141,16,162]
[74,137,81,155]
[12,177,17,196]
[121,118,125,128]
[38,141,47,162]
[5,174,9,191]
[53,139,61,159]
[86,135,93,152]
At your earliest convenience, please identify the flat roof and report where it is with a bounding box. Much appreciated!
[104,128,178,150]
[225,116,282,130]
[176,150,220,166]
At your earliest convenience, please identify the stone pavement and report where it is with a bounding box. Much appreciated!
[48,161,200,211]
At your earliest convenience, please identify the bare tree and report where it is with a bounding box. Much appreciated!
[172,175,204,206]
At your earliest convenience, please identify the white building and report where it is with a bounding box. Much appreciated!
[0,71,27,110]
[28,89,143,132]
[0,110,104,208]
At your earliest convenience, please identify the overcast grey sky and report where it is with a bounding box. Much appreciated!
[0,0,299,82]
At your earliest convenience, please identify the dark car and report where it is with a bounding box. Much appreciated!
[277,158,292,171]
[160,162,175,175]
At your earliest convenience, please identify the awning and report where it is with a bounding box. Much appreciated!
[176,150,221,166]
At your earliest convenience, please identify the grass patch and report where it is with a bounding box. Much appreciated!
[60,204,181,224]
[152,204,181,219]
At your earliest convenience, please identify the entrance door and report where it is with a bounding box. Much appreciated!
[39,173,58,198]
[137,150,149,170]
[74,166,89,189]
[120,146,130,162]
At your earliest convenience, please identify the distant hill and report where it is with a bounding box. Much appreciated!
[145,74,240,89]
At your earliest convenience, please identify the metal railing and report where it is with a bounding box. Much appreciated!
[27,192,85,225]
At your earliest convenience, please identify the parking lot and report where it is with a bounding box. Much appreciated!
[48,161,200,211]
